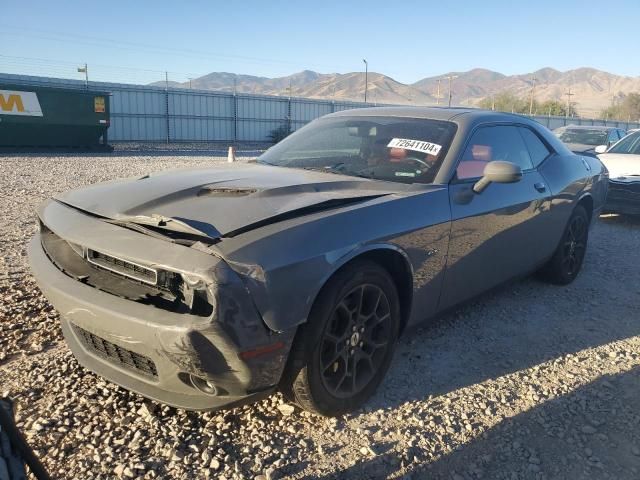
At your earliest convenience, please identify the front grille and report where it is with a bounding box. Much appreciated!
[39,226,214,316]
[72,324,158,378]
[87,249,157,285]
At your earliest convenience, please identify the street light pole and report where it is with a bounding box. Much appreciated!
[529,76,537,115]
[436,79,441,105]
[363,59,368,103]
[77,63,88,90]
[447,75,458,107]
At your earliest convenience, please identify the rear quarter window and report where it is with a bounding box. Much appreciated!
[519,127,552,167]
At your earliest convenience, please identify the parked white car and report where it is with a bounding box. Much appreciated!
[597,130,640,215]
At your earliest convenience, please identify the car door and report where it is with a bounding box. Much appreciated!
[439,124,553,310]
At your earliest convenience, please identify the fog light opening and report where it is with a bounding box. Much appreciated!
[189,375,219,396]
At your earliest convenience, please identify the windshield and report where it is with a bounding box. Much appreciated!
[555,128,608,146]
[607,131,640,155]
[258,116,457,184]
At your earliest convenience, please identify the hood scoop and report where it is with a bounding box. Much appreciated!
[198,186,258,197]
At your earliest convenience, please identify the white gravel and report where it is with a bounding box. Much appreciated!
[1,153,640,479]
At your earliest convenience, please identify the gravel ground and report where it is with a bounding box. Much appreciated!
[1,153,640,480]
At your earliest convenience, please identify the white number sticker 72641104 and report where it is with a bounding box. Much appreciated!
[387,138,442,156]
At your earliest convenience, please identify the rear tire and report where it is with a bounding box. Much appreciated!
[281,260,401,416]
[539,204,590,285]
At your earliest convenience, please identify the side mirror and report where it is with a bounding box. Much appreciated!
[594,145,607,154]
[473,161,523,194]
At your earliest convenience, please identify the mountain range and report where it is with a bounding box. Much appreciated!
[153,67,640,117]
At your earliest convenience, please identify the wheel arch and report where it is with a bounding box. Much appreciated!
[313,245,414,336]
[577,193,594,222]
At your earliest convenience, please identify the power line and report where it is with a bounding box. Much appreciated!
[0,25,358,72]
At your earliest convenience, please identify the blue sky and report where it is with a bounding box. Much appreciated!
[2,0,639,85]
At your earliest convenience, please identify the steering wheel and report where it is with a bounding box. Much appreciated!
[402,155,432,169]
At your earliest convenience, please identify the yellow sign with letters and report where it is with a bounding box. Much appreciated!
[94,96,105,113]
[0,90,43,116]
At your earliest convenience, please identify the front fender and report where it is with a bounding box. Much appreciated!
[214,187,451,333]
[226,241,413,333]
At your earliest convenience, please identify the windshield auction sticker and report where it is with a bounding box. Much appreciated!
[387,138,442,156]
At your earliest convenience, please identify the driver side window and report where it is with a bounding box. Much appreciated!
[457,125,534,180]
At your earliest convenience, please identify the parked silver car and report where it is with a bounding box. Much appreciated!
[554,125,626,155]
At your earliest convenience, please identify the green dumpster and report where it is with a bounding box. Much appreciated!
[0,83,110,149]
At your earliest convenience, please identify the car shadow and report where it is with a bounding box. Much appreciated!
[355,215,640,414]
[302,367,640,480]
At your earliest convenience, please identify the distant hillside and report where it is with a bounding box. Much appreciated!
[151,67,640,117]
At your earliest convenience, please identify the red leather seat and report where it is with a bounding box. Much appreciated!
[457,144,492,179]
[457,160,488,179]
[389,147,408,162]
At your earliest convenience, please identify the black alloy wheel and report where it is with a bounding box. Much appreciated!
[282,260,401,416]
[319,284,393,399]
[561,213,588,277]
[539,204,590,285]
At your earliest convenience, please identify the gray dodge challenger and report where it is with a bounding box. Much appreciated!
[29,107,608,416]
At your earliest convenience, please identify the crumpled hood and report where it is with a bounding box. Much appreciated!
[55,163,404,239]
[597,153,640,180]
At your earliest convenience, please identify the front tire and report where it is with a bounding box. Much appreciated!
[282,260,401,416]
[539,204,590,285]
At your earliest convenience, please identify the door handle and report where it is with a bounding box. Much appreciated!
[534,182,546,193]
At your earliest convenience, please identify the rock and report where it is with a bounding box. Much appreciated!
[210,458,221,470]
[171,449,185,461]
[581,425,597,434]
[114,464,126,476]
[632,446,640,456]
[277,404,295,416]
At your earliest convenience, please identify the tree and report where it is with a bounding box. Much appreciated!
[478,92,577,117]
[478,91,528,114]
[268,124,291,143]
[538,99,576,117]
[600,93,640,122]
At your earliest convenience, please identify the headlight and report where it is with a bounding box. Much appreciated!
[181,273,206,289]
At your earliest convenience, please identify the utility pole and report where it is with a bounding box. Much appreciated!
[77,63,88,89]
[164,71,170,144]
[529,76,537,115]
[435,79,441,105]
[447,75,458,107]
[363,59,368,103]
[188,78,193,89]
[564,86,574,119]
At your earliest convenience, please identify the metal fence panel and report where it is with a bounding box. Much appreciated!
[2,73,640,142]
[237,96,288,120]
[112,115,166,141]
[169,118,234,141]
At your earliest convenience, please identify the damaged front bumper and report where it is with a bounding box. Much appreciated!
[604,179,640,216]
[28,200,295,410]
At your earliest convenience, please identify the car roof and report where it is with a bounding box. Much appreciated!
[325,106,536,126]
[558,125,620,131]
